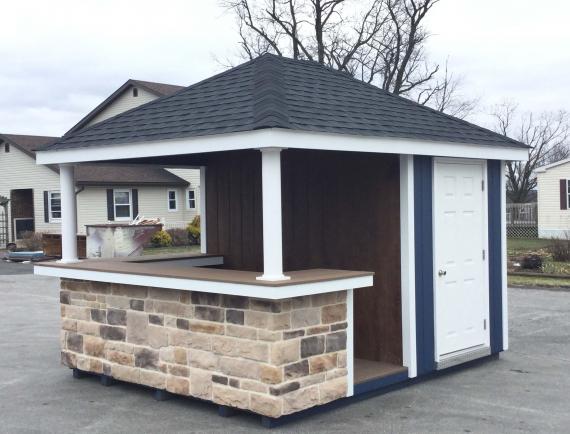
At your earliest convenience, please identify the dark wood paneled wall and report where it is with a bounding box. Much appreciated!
[206,149,402,365]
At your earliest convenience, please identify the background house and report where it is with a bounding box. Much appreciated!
[536,158,570,238]
[0,79,200,247]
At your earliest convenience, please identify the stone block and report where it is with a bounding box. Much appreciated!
[148,326,169,349]
[83,336,105,357]
[107,308,127,326]
[106,295,130,309]
[309,353,337,374]
[283,330,305,340]
[111,283,148,298]
[149,314,164,326]
[188,349,219,371]
[189,334,212,351]
[331,322,348,331]
[212,336,268,362]
[270,340,300,365]
[219,357,260,380]
[63,305,90,321]
[291,308,321,329]
[212,385,249,410]
[226,325,257,340]
[189,321,224,335]
[149,287,180,301]
[111,364,140,383]
[326,368,348,381]
[245,311,270,328]
[321,304,346,324]
[105,341,134,354]
[88,281,112,295]
[100,325,126,342]
[90,308,107,324]
[194,306,224,322]
[282,385,319,415]
[250,299,281,313]
[77,321,101,337]
[225,309,244,325]
[259,364,283,384]
[152,301,182,316]
[126,311,148,344]
[166,375,190,395]
[250,393,282,418]
[258,329,282,342]
[291,296,311,309]
[311,292,338,307]
[298,372,326,388]
[60,291,71,305]
[191,292,220,306]
[306,325,329,335]
[325,331,346,353]
[168,364,190,377]
[135,348,160,370]
[190,369,213,400]
[221,295,249,309]
[300,335,325,358]
[284,360,310,380]
[269,381,300,396]
[229,378,239,388]
[61,319,77,332]
[270,313,291,331]
[212,374,228,385]
[108,350,134,366]
[61,350,77,368]
[66,332,83,353]
[240,379,268,394]
[164,316,177,328]
[129,299,145,311]
[140,370,167,389]
[337,351,347,368]
[176,318,190,330]
[319,377,347,404]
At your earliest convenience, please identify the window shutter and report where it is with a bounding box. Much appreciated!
[132,189,139,218]
[561,180,568,210]
[43,191,49,223]
[106,189,115,221]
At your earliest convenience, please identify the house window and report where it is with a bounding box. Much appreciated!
[187,189,196,209]
[132,87,138,97]
[48,191,61,221]
[167,190,178,211]
[4,143,9,153]
[113,189,132,220]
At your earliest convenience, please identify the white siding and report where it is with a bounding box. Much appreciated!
[0,145,61,243]
[86,87,157,127]
[166,168,201,222]
[537,162,570,238]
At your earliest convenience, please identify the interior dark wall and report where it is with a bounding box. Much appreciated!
[205,149,402,365]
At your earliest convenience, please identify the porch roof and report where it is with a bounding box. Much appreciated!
[38,54,527,156]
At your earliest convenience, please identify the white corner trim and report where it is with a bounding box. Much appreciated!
[346,288,355,397]
[501,161,509,350]
[36,129,529,165]
[199,166,207,254]
[399,155,417,378]
[34,265,373,300]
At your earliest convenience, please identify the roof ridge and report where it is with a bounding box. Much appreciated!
[252,55,291,129]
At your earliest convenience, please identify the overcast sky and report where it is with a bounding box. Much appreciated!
[1,0,568,137]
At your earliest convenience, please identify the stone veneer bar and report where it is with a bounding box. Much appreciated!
[59,278,349,418]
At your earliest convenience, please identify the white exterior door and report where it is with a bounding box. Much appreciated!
[433,159,489,359]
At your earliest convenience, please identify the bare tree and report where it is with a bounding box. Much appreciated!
[222,0,445,96]
[492,101,570,203]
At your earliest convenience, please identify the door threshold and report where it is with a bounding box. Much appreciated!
[436,345,491,370]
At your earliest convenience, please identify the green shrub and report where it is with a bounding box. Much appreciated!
[167,228,189,246]
[151,230,172,247]
[547,233,570,261]
[187,215,201,245]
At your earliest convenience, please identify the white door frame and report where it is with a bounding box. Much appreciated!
[432,157,490,362]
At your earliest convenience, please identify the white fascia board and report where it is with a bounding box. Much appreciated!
[535,157,570,173]
[34,265,373,300]
[36,129,529,165]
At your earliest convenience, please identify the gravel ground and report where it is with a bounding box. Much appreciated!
[0,274,568,433]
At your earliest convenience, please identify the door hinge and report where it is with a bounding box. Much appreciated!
[484,319,487,330]
[481,180,485,191]
[482,249,486,260]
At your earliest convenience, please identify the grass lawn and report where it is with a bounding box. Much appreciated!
[142,245,200,256]
[508,274,570,289]
[507,238,553,255]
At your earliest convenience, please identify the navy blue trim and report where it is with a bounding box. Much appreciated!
[413,156,435,375]
[487,160,504,353]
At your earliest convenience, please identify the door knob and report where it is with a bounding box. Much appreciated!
[438,270,447,277]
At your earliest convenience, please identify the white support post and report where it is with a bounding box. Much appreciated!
[59,164,79,263]
[400,154,417,378]
[257,148,289,281]
[199,166,207,254]
[500,161,509,350]
[346,288,354,396]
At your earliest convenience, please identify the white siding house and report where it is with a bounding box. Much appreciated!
[0,79,200,248]
[536,158,570,238]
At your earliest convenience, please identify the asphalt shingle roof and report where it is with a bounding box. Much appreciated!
[42,54,526,152]
[0,133,187,186]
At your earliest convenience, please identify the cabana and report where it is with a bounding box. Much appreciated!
[34,54,528,425]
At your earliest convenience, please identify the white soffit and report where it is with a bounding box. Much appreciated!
[36,128,529,165]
